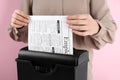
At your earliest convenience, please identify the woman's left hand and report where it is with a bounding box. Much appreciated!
[67,14,100,36]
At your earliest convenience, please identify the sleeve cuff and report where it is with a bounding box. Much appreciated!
[90,20,106,38]
[8,25,19,40]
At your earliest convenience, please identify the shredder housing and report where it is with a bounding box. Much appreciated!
[16,47,89,80]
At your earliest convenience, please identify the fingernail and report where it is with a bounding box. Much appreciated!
[24,23,28,26]
[66,21,69,24]
[26,16,30,19]
[66,16,69,19]
[68,25,70,27]
[27,20,29,23]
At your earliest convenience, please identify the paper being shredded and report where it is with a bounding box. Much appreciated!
[28,16,73,55]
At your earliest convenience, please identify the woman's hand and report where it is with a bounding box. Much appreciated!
[10,10,30,28]
[67,14,100,36]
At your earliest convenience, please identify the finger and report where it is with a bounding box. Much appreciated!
[11,18,28,27]
[69,25,89,31]
[73,30,89,36]
[11,22,23,28]
[67,14,88,20]
[14,10,29,19]
[67,20,87,26]
[12,13,29,24]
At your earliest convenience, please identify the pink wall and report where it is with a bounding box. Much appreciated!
[0,0,119,80]
[0,0,26,80]
[93,0,120,80]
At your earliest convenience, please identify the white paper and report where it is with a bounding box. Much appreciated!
[28,16,73,55]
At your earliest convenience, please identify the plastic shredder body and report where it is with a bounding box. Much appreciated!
[16,47,89,80]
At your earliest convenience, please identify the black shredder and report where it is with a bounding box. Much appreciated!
[16,47,89,80]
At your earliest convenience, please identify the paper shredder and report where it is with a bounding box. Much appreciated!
[16,47,89,80]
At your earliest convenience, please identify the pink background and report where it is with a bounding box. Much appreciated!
[0,0,120,80]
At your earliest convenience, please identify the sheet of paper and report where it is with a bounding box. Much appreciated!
[28,16,73,55]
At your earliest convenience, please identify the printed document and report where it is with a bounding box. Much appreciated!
[28,16,73,55]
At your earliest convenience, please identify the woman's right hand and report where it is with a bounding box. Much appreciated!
[10,10,30,28]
